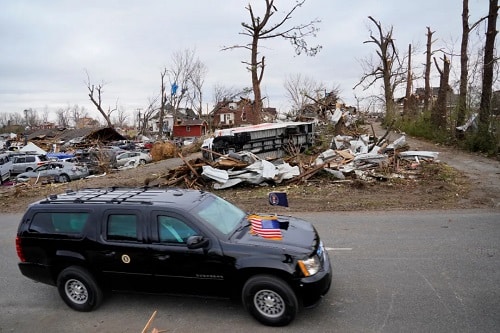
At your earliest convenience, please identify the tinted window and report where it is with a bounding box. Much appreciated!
[15,157,25,163]
[26,156,35,163]
[29,212,89,234]
[158,216,196,243]
[107,214,138,241]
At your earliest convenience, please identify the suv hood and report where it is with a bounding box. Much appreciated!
[236,215,317,253]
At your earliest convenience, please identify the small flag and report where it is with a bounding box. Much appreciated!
[248,215,283,240]
[269,192,288,207]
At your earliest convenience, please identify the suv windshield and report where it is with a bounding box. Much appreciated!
[192,195,246,236]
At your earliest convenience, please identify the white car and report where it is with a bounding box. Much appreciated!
[115,151,152,167]
[0,153,13,184]
[16,162,89,183]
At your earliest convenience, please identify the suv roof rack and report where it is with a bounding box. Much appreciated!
[38,187,186,206]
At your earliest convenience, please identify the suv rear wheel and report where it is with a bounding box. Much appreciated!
[57,266,103,312]
[242,275,298,326]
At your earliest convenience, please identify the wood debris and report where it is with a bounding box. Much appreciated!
[148,133,440,190]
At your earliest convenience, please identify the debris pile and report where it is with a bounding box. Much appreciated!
[151,128,440,190]
[150,141,177,161]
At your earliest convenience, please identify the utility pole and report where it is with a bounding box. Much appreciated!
[136,108,142,132]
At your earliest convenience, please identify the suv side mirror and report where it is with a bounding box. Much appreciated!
[186,235,209,249]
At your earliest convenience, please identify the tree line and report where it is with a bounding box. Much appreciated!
[2,0,498,154]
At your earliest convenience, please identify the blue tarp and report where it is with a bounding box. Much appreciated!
[47,152,74,160]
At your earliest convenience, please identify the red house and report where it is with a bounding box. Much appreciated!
[172,119,208,140]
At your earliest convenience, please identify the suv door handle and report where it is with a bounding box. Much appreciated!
[155,254,170,261]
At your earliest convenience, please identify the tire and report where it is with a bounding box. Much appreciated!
[57,266,103,312]
[58,174,71,183]
[242,275,298,326]
[139,159,146,165]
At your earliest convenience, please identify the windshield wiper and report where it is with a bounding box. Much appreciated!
[229,216,251,238]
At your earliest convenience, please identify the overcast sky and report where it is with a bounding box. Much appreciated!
[0,0,493,121]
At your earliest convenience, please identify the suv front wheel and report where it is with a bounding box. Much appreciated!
[57,266,103,312]
[242,275,298,326]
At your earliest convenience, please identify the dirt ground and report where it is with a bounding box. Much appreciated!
[1,122,499,214]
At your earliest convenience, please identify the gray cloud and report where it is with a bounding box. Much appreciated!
[0,0,491,120]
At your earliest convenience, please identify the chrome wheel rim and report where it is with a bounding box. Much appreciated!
[253,289,285,318]
[65,279,88,304]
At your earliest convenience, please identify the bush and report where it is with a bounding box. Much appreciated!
[395,112,451,144]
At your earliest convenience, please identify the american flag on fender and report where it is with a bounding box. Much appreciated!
[248,215,283,240]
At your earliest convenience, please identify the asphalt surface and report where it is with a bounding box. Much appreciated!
[1,209,499,332]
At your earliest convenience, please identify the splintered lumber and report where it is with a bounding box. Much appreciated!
[369,119,395,152]
[141,310,157,333]
[215,158,248,169]
[336,150,355,161]
[287,163,326,184]
[178,153,200,179]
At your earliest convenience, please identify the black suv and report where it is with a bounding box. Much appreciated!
[16,187,331,326]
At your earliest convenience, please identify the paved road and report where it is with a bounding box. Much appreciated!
[1,210,499,332]
[368,121,500,208]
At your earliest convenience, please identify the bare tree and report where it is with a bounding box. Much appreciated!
[354,16,407,123]
[70,104,89,128]
[423,27,437,113]
[10,112,25,127]
[223,0,321,123]
[162,48,207,136]
[456,0,491,131]
[432,54,451,130]
[159,69,168,137]
[188,60,208,118]
[0,112,24,128]
[138,96,159,136]
[403,44,413,115]
[477,0,498,141]
[0,113,8,127]
[113,107,129,128]
[284,73,325,116]
[23,108,40,128]
[56,107,71,128]
[456,0,471,128]
[212,84,252,105]
[85,71,115,128]
[40,107,50,124]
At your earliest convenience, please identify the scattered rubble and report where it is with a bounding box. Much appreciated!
[146,129,440,191]
[1,115,441,199]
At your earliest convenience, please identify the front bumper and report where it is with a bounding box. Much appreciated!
[296,246,332,307]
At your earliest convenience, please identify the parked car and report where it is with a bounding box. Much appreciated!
[115,151,152,167]
[15,187,332,326]
[0,152,13,184]
[15,161,89,183]
[10,154,49,175]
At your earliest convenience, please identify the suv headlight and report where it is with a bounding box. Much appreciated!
[298,255,320,277]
